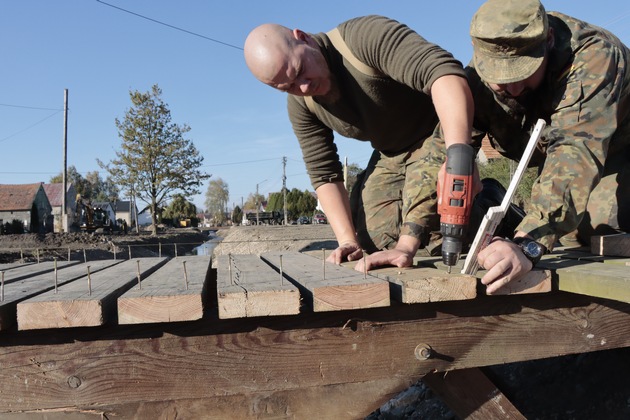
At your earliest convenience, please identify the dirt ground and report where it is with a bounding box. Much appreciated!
[2,225,630,418]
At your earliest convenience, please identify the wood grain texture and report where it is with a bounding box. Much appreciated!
[1,293,630,414]
[117,256,211,324]
[556,263,630,303]
[0,260,120,331]
[591,233,630,257]
[16,258,167,330]
[261,251,390,311]
[216,254,300,319]
[423,368,526,419]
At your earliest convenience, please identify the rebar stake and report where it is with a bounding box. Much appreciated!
[54,258,58,294]
[159,242,162,258]
[228,253,233,285]
[128,245,132,260]
[322,248,326,280]
[1,271,4,302]
[183,261,189,290]
[83,249,87,263]
[279,255,284,286]
[68,247,71,262]
[136,260,141,290]
[87,266,92,296]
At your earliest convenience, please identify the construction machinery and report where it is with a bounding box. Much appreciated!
[75,195,111,232]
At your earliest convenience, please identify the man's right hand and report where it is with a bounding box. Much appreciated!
[326,241,363,265]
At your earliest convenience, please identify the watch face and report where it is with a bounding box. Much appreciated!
[524,241,543,258]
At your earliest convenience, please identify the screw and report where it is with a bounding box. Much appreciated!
[414,343,433,360]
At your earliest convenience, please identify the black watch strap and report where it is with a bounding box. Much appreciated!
[512,237,546,266]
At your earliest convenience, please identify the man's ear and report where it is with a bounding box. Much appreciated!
[293,29,309,43]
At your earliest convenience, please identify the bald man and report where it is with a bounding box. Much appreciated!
[244,15,475,271]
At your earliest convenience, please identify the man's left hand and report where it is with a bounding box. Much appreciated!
[353,249,414,273]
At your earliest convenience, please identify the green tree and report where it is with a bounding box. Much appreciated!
[205,178,229,226]
[345,162,364,195]
[232,205,243,225]
[478,157,538,209]
[163,194,197,225]
[266,191,284,211]
[50,165,90,199]
[98,84,210,235]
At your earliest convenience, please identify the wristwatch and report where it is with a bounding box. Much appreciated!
[512,237,546,266]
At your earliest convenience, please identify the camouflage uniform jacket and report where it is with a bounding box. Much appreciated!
[286,15,466,190]
[466,12,630,249]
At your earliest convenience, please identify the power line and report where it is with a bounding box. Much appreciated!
[0,103,63,111]
[96,0,243,51]
[201,157,279,167]
[0,110,63,144]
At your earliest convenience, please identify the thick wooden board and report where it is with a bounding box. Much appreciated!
[0,261,34,271]
[117,256,211,324]
[369,266,477,303]
[1,293,630,415]
[0,260,80,284]
[0,260,121,332]
[16,258,167,330]
[418,256,552,296]
[554,263,630,303]
[304,250,477,304]
[423,368,525,419]
[261,251,390,311]
[591,233,630,257]
[216,254,300,319]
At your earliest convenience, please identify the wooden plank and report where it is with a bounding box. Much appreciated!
[423,368,525,419]
[555,262,630,303]
[16,257,167,330]
[0,260,80,284]
[117,256,211,324]
[304,250,477,303]
[1,293,630,413]
[0,261,34,271]
[215,254,300,319]
[591,233,630,257]
[369,266,477,303]
[418,256,552,296]
[0,260,121,331]
[261,251,390,311]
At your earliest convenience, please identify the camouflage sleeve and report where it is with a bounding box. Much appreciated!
[518,39,627,248]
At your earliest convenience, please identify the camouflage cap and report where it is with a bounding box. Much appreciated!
[470,0,549,84]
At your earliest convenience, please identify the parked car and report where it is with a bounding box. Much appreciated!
[313,214,327,224]
[297,216,310,225]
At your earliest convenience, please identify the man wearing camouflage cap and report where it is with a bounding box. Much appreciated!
[466,0,630,294]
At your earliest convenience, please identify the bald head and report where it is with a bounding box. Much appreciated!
[244,23,332,97]
[244,24,296,85]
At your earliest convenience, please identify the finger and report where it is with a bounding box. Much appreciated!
[481,259,511,285]
[347,248,363,262]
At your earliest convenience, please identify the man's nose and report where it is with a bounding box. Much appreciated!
[503,82,525,97]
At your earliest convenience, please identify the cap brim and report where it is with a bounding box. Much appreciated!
[473,50,544,85]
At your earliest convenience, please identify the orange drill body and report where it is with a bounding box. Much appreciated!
[438,144,475,269]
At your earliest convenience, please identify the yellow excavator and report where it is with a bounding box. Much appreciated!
[75,195,111,232]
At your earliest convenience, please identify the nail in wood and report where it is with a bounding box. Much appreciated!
[128,245,132,260]
[54,258,58,294]
[322,248,326,280]
[1,271,4,302]
[279,254,284,286]
[228,253,233,285]
[136,260,141,290]
[83,249,87,263]
[87,266,92,296]
[362,249,367,279]
[182,260,189,290]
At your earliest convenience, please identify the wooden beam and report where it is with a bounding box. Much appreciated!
[556,263,630,304]
[591,233,630,257]
[261,251,390,311]
[0,260,120,331]
[118,256,211,324]
[215,254,300,319]
[16,258,167,330]
[0,260,79,284]
[423,368,525,419]
[1,293,630,414]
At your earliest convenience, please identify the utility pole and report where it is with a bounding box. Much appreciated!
[282,156,288,225]
[344,156,348,190]
[62,89,68,232]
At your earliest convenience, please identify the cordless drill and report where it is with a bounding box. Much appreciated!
[438,143,475,273]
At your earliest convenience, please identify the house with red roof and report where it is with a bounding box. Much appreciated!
[0,183,53,233]
[42,183,77,232]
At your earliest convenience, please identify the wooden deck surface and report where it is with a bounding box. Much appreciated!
[1,244,630,419]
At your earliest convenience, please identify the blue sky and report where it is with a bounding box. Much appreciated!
[2,1,629,211]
